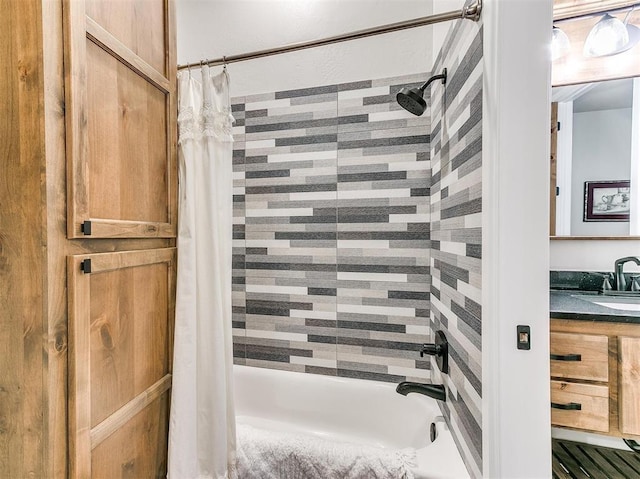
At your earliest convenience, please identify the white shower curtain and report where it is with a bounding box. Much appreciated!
[168,65,237,479]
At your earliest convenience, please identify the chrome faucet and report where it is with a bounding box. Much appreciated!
[614,256,640,291]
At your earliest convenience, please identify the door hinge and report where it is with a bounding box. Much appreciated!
[556,186,560,196]
[557,121,561,131]
[80,259,92,274]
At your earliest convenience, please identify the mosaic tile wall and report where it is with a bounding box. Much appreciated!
[429,19,483,479]
[231,73,432,383]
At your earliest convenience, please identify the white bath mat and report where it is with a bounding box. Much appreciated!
[235,423,416,479]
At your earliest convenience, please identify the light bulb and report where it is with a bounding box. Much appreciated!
[583,13,630,57]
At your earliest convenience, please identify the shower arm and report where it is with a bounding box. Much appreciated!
[418,69,448,94]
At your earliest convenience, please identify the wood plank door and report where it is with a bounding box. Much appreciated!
[64,0,177,238]
[68,248,176,478]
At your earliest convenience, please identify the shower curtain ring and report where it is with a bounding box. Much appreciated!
[223,56,228,71]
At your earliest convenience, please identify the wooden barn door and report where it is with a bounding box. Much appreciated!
[64,0,177,239]
[68,249,176,478]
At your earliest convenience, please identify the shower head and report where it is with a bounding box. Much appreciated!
[396,87,427,116]
[396,68,447,116]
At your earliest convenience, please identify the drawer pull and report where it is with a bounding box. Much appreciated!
[550,353,582,361]
[551,402,582,411]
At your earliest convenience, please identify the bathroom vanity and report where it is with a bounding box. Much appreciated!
[550,291,640,442]
[548,0,640,466]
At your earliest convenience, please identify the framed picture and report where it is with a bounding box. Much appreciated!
[584,180,630,222]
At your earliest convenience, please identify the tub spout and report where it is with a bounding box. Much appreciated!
[396,382,446,402]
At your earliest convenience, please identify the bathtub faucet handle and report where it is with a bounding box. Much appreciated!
[420,343,443,357]
[419,330,449,374]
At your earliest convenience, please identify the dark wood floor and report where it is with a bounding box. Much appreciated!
[553,439,640,478]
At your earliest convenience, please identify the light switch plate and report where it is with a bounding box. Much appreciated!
[517,325,531,350]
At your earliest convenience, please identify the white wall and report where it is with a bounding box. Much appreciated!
[571,108,632,236]
[550,239,640,271]
[176,0,433,97]
[482,0,552,477]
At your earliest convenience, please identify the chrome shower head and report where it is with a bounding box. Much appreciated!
[396,68,447,116]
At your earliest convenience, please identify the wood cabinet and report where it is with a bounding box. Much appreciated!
[618,336,640,436]
[551,319,640,440]
[65,0,177,238]
[0,1,49,476]
[0,0,177,477]
[68,249,175,477]
[550,331,609,382]
[550,380,609,432]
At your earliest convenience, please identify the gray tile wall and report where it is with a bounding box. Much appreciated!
[231,41,484,476]
[429,20,483,479]
[231,73,432,383]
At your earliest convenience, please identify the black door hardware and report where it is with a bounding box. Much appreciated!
[81,259,92,274]
[551,402,582,411]
[550,353,582,361]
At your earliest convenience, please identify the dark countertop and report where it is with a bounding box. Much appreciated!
[550,290,640,324]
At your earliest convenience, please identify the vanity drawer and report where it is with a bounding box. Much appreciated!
[551,381,609,433]
[550,332,608,382]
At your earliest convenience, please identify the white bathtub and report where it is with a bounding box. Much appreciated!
[234,365,470,479]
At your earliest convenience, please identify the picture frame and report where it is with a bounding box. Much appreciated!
[583,180,630,222]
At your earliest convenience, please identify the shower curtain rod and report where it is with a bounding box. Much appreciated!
[177,0,482,71]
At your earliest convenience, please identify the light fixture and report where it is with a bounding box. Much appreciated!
[551,26,571,60]
[583,12,637,57]
[552,4,640,63]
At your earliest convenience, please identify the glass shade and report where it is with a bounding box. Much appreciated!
[583,13,630,57]
[552,27,571,60]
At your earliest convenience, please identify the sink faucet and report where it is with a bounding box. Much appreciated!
[614,256,640,291]
[396,382,446,401]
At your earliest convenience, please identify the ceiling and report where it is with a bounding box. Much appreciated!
[552,77,634,112]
